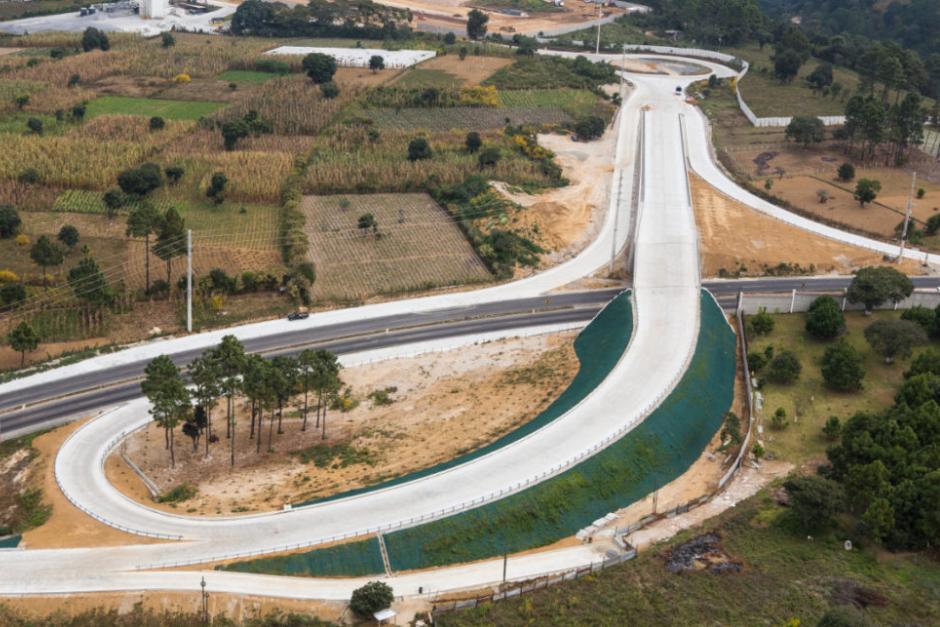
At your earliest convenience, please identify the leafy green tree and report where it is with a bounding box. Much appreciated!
[160,32,175,48]
[0,283,26,307]
[7,321,39,367]
[847,266,913,313]
[349,581,394,619]
[837,162,855,182]
[575,115,606,141]
[302,52,337,84]
[822,415,842,441]
[774,48,803,83]
[126,202,161,293]
[466,9,488,40]
[313,349,341,439]
[14,94,29,110]
[905,347,940,378]
[864,319,926,363]
[0,205,21,238]
[765,350,801,384]
[118,163,163,197]
[57,224,79,249]
[67,255,112,306]
[270,355,298,438]
[770,406,788,430]
[189,352,222,458]
[783,474,844,531]
[785,116,825,147]
[854,178,881,206]
[81,27,109,52]
[141,355,190,468]
[29,235,63,288]
[806,62,834,91]
[149,116,165,131]
[206,172,227,204]
[240,354,268,449]
[465,131,482,153]
[368,55,384,72]
[407,137,432,161]
[900,305,936,337]
[821,341,865,391]
[749,307,775,336]
[806,295,844,339]
[153,207,186,285]
[221,120,249,151]
[357,213,377,237]
[213,335,246,459]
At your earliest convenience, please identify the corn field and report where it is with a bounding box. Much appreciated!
[0,135,148,190]
[303,127,553,194]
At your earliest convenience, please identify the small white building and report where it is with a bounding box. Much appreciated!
[141,0,169,19]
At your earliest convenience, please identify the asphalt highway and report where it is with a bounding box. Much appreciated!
[5,276,937,439]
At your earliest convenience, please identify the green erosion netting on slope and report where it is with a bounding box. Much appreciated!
[384,290,735,570]
[0,534,20,548]
[223,290,734,577]
[293,290,634,508]
[220,537,383,577]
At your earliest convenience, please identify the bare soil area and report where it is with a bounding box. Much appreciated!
[730,146,940,238]
[690,174,925,277]
[0,590,345,624]
[21,419,164,549]
[110,332,579,515]
[495,124,617,267]
[395,54,512,86]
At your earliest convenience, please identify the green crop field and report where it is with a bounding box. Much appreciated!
[85,96,225,120]
[368,107,570,131]
[216,70,281,84]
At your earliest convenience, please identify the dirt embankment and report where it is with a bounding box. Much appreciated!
[690,173,925,278]
[495,123,619,268]
[110,332,579,516]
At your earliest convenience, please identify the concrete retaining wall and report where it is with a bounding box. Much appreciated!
[738,289,940,315]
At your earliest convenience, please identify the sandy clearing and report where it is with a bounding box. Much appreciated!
[690,173,925,277]
[495,122,619,267]
[21,418,165,549]
[111,332,579,516]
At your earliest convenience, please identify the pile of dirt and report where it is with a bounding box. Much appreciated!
[664,533,742,574]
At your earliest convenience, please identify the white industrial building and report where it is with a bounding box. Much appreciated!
[140,0,169,19]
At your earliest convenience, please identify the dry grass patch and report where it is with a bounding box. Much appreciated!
[302,192,491,299]
[393,55,512,86]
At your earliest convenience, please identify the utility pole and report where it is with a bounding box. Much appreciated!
[502,553,508,584]
[200,576,209,624]
[186,229,192,333]
[898,172,917,261]
[595,0,603,55]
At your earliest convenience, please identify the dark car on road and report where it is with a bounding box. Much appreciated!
[287,312,309,321]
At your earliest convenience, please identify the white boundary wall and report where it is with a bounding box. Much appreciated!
[619,44,846,128]
[265,46,436,69]
[738,289,940,315]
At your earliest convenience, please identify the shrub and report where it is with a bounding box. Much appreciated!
[165,165,184,185]
[407,137,432,162]
[478,146,501,169]
[302,52,337,84]
[765,350,801,384]
[149,116,166,131]
[749,307,775,336]
[156,482,197,503]
[26,118,43,135]
[783,474,844,531]
[0,205,22,238]
[349,581,393,619]
[574,115,606,141]
[57,224,79,249]
[0,282,26,306]
[206,172,228,204]
[0,270,19,283]
[770,407,788,430]
[174,73,191,83]
[320,81,340,99]
[821,341,865,391]
[746,351,767,372]
[805,296,844,340]
[465,131,482,153]
[900,305,936,336]
[117,163,163,197]
[822,416,841,441]
[864,319,926,363]
[18,168,40,184]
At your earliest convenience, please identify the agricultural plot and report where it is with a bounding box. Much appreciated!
[367,106,571,131]
[301,193,491,300]
[85,95,225,120]
[499,88,612,119]
[215,70,281,84]
[0,134,147,189]
[265,46,435,69]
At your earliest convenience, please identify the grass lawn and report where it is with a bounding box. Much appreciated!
[747,310,916,464]
[437,489,940,626]
[215,70,282,84]
[498,88,611,119]
[85,95,224,120]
